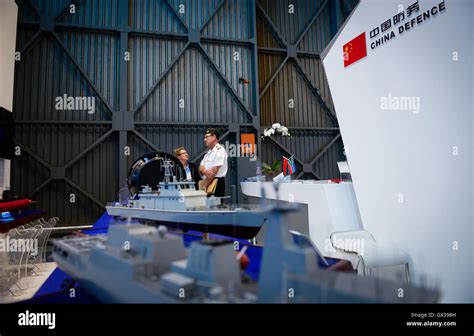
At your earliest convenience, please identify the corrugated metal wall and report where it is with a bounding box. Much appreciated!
[12,0,259,226]
[256,0,360,180]
[12,0,357,226]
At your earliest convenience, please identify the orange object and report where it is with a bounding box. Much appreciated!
[240,134,255,155]
[235,251,250,270]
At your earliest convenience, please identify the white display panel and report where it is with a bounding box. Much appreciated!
[322,0,473,302]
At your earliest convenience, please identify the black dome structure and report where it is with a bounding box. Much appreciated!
[127,151,186,195]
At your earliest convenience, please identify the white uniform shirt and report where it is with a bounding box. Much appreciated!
[200,143,228,178]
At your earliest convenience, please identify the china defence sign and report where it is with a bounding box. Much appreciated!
[342,0,446,68]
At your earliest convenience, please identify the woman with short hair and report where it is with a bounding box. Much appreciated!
[174,147,201,189]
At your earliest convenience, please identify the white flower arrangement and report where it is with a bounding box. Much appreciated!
[262,123,291,139]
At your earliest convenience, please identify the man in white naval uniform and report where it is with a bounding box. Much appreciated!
[199,128,228,197]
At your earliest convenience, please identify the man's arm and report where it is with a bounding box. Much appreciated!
[199,165,206,175]
[205,166,220,178]
[199,165,215,179]
[203,166,221,187]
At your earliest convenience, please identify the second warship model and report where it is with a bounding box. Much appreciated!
[52,201,440,303]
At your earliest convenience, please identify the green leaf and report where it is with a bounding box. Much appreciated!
[262,162,272,170]
[262,162,272,173]
[272,159,282,171]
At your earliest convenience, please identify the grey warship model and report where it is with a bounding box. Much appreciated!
[52,201,440,303]
[106,157,273,239]
[52,224,252,303]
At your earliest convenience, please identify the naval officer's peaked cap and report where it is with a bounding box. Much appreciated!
[204,128,220,139]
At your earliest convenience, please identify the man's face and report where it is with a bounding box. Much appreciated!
[204,133,217,147]
[178,149,189,162]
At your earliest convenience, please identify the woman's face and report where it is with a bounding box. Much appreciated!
[178,149,189,163]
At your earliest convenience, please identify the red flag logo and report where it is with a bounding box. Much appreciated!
[343,32,367,67]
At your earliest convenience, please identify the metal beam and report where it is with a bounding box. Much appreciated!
[54,0,80,22]
[296,50,321,58]
[12,140,52,170]
[250,0,262,160]
[129,34,252,48]
[64,177,105,209]
[17,20,40,26]
[308,133,341,165]
[259,56,288,99]
[51,32,115,115]
[63,129,114,169]
[255,1,287,48]
[329,0,343,37]
[16,120,112,125]
[258,47,321,58]
[294,171,304,179]
[129,29,187,40]
[28,178,52,198]
[132,42,190,114]
[258,47,286,55]
[135,121,250,127]
[119,0,129,113]
[118,131,128,187]
[163,0,189,32]
[341,0,354,18]
[118,0,130,186]
[292,58,338,125]
[294,171,321,180]
[132,130,160,152]
[18,31,43,57]
[201,36,252,47]
[26,0,41,18]
[309,171,322,180]
[197,44,254,122]
[55,22,121,34]
[294,0,328,46]
[265,136,304,167]
[200,0,226,33]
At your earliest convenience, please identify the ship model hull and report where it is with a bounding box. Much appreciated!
[106,206,270,239]
[55,253,178,303]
